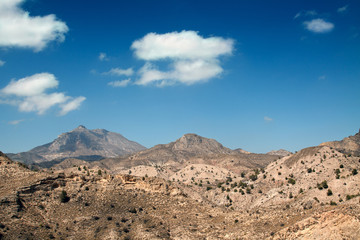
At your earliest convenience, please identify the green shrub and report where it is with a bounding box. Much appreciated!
[289,192,293,198]
[317,180,328,190]
[327,189,333,196]
[249,174,257,181]
[60,190,70,203]
[288,178,296,185]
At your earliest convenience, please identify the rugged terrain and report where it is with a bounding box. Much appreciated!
[99,134,279,176]
[320,129,360,156]
[7,126,146,165]
[1,151,360,240]
[1,130,360,239]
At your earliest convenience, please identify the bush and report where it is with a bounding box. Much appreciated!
[249,174,258,181]
[352,169,358,175]
[288,178,296,185]
[307,168,312,173]
[327,189,333,196]
[60,190,70,203]
[330,201,337,206]
[98,170,102,175]
[317,180,328,190]
[206,186,212,191]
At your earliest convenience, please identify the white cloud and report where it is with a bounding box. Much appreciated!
[0,73,85,115]
[0,60,5,66]
[304,19,334,33]
[294,10,317,19]
[132,30,233,61]
[108,79,131,87]
[318,75,326,80]
[8,119,24,125]
[59,96,86,116]
[131,30,234,86]
[0,0,68,51]
[18,92,69,114]
[337,5,348,13]
[103,68,134,76]
[99,52,108,61]
[264,116,273,122]
[1,73,58,96]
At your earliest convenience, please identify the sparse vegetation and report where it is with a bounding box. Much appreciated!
[288,178,296,185]
[249,174,257,181]
[60,190,70,203]
[317,181,328,190]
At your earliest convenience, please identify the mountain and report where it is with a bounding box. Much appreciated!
[1,129,360,239]
[100,133,278,174]
[266,149,292,157]
[8,126,146,164]
[320,129,360,156]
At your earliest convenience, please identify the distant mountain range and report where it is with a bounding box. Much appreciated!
[266,149,292,157]
[7,125,146,164]
[99,133,280,174]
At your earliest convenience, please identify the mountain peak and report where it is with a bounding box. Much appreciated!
[171,133,232,155]
[10,127,146,164]
[74,125,87,131]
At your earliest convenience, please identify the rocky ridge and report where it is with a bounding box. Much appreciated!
[320,129,360,156]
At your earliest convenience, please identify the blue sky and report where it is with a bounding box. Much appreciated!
[1,0,359,153]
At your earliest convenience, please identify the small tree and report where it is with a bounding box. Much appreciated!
[288,178,296,185]
[327,189,333,196]
[98,169,102,175]
[289,192,293,199]
[249,174,258,181]
[60,190,70,203]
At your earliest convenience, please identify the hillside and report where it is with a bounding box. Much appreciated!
[7,126,146,164]
[320,129,360,156]
[1,148,360,239]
